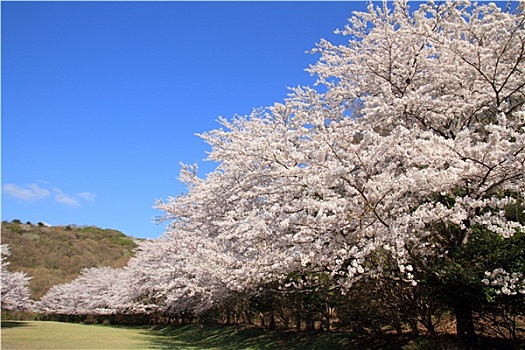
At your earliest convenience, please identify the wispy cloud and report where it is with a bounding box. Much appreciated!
[53,189,81,207]
[2,183,50,201]
[2,182,97,207]
[76,192,97,202]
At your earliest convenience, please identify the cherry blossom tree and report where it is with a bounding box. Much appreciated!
[1,244,32,311]
[39,266,134,316]
[123,233,236,317]
[302,0,525,340]
[36,1,524,341]
[158,0,524,342]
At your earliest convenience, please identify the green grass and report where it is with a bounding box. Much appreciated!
[1,321,156,349]
[1,321,417,350]
[143,324,353,350]
[2,321,522,349]
[0,321,356,350]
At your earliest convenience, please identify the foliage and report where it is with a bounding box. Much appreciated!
[434,229,525,306]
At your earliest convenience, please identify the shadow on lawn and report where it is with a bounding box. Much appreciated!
[142,324,278,350]
[140,324,413,350]
[117,324,523,350]
[0,321,31,329]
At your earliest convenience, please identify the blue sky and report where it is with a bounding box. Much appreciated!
[2,1,368,239]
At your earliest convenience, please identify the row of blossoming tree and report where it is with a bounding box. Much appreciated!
[3,0,524,346]
[1,244,32,313]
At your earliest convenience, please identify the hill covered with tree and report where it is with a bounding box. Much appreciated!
[1,220,138,299]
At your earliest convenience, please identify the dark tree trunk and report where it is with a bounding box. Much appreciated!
[305,319,315,332]
[295,316,302,331]
[269,312,276,329]
[324,306,334,331]
[324,313,331,331]
[409,318,419,336]
[245,310,253,325]
[454,305,476,346]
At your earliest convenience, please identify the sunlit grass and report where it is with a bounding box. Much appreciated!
[1,321,415,350]
[1,321,156,350]
[1,321,355,350]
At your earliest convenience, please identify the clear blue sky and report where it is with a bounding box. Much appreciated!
[2,1,368,239]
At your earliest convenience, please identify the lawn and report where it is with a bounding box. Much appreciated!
[0,321,385,350]
[11,320,521,350]
[1,321,157,349]
[3,321,520,349]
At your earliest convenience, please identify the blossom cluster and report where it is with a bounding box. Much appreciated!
[1,244,32,311]
[482,268,525,296]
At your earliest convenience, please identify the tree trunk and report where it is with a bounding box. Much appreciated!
[295,316,302,331]
[305,319,315,332]
[454,305,476,345]
[245,310,253,325]
[324,306,333,331]
[409,318,419,336]
[269,312,276,329]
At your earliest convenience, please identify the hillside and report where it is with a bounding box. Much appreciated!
[1,221,138,299]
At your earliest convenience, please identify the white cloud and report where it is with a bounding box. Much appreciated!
[53,189,80,207]
[2,183,50,202]
[76,192,97,202]
[3,182,97,207]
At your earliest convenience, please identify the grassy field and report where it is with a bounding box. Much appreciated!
[1,321,156,349]
[1,321,406,350]
[3,320,520,349]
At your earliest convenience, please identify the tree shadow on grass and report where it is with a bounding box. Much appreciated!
[0,321,31,329]
[167,326,525,350]
[140,324,413,350]
[142,324,278,350]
